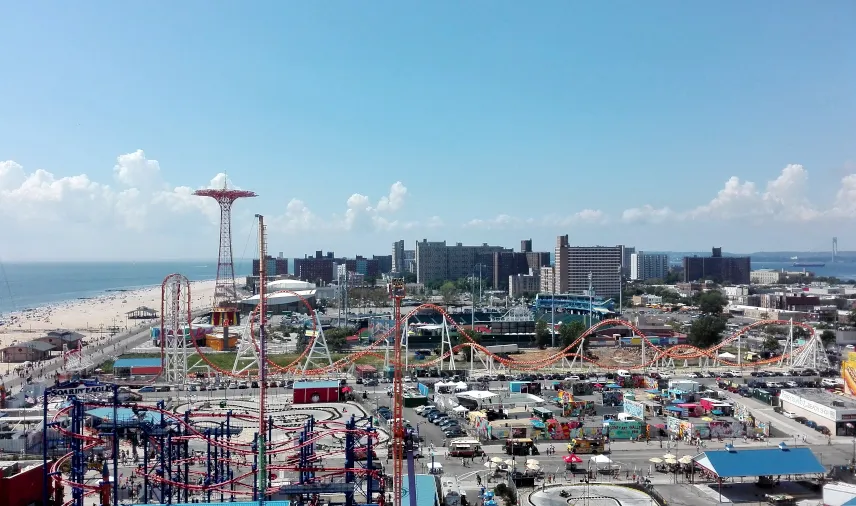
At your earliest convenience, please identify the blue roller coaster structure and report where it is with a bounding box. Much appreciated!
[42,379,387,506]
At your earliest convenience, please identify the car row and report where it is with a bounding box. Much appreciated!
[415,405,465,437]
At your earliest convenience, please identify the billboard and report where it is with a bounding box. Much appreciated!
[623,399,644,419]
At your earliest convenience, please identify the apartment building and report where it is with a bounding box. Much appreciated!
[252,255,289,277]
[415,240,510,284]
[683,247,751,284]
[621,246,636,278]
[630,252,669,281]
[554,235,570,294]
[509,271,540,299]
[540,266,556,293]
[392,240,405,273]
[294,251,336,285]
[750,269,783,284]
[568,246,623,298]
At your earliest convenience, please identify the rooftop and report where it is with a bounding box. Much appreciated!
[694,446,825,478]
[785,388,856,410]
[113,357,163,369]
[293,380,341,389]
[86,407,168,425]
[1,341,54,352]
[404,474,440,506]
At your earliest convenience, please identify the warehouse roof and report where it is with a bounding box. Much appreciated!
[293,380,341,389]
[86,407,167,425]
[113,358,163,368]
[694,446,825,478]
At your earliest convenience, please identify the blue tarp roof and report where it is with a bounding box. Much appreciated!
[86,407,169,425]
[695,447,825,478]
[294,380,341,389]
[113,358,162,368]
[403,474,439,506]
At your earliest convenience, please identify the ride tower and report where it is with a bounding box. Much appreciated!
[161,273,192,384]
[388,278,406,506]
[194,182,256,347]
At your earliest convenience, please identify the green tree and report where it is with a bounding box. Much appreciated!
[697,291,727,315]
[688,316,726,348]
[559,320,587,349]
[820,329,837,348]
[325,326,354,352]
[439,281,459,305]
[534,320,551,349]
[762,333,780,353]
[456,330,482,361]
[403,272,417,283]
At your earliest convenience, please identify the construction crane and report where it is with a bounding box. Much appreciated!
[388,278,406,506]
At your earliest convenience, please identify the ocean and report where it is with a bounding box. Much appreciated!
[0,261,252,314]
[752,261,856,281]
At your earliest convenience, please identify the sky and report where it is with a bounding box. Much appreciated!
[0,1,854,261]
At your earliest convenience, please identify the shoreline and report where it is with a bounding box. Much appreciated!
[0,280,219,350]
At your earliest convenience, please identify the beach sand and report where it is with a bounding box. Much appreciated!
[0,280,218,349]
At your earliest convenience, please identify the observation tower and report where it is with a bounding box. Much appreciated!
[195,182,256,342]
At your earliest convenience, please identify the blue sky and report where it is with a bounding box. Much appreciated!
[0,1,854,260]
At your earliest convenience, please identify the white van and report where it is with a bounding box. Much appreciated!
[616,369,631,379]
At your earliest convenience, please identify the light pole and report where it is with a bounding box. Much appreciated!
[551,267,556,348]
[588,272,594,329]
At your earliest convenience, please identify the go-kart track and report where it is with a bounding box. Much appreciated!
[45,271,830,506]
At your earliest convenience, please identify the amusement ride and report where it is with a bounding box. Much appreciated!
[46,182,833,506]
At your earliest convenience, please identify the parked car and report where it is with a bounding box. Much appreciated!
[782,411,796,419]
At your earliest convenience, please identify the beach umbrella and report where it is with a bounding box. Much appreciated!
[526,464,541,471]
[664,458,677,464]
[504,459,515,467]
[679,456,693,464]
[662,453,676,459]
[491,457,504,464]
[564,454,583,464]
[484,462,500,470]
[648,457,663,463]
[701,417,713,422]
[526,459,539,466]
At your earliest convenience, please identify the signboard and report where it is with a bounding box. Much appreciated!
[417,383,429,396]
[623,399,644,419]
[606,420,642,440]
[49,384,113,396]
[779,390,837,421]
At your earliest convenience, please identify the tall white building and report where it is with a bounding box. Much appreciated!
[568,246,623,297]
[415,239,509,284]
[621,246,636,278]
[630,252,669,281]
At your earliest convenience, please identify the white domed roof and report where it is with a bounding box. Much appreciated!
[267,279,316,291]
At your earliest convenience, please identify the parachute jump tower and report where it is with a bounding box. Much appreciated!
[194,182,257,348]
[388,278,406,506]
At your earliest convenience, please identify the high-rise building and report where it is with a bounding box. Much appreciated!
[402,250,416,273]
[294,251,336,285]
[493,252,529,290]
[392,240,405,273]
[252,255,289,277]
[554,235,570,293]
[539,266,555,293]
[415,240,510,284]
[568,246,623,298]
[373,254,393,274]
[521,239,533,253]
[630,252,669,281]
[621,246,636,278]
[683,247,751,284]
[509,270,540,298]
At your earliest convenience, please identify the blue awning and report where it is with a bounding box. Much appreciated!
[531,420,546,429]
[666,406,683,412]
[694,447,825,478]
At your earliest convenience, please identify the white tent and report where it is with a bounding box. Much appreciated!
[717,352,736,359]
[453,405,469,413]
[454,382,468,391]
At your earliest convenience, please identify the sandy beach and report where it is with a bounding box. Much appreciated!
[0,280,218,349]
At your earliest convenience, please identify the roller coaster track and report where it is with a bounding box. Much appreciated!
[49,400,381,505]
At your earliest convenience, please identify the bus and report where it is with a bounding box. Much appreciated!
[448,438,483,457]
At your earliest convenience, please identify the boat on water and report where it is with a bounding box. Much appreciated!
[793,262,825,267]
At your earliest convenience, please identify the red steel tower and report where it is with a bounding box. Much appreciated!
[388,278,406,506]
[194,183,257,307]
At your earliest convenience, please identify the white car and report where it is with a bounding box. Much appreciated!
[782,411,797,419]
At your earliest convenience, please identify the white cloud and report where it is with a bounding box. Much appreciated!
[622,205,674,224]
[464,209,606,229]
[270,181,416,233]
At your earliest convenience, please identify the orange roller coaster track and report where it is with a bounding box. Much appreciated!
[173,296,822,380]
